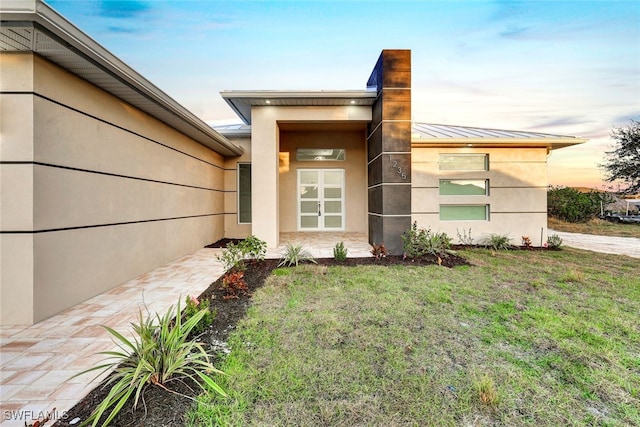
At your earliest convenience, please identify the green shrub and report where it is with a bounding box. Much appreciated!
[216,235,267,272]
[184,295,214,336]
[546,233,563,249]
[401,222,453,259]
[278,243,317,267]
[74,300,226,427]
[333,242,348,262]
[483,234,512,250]
[547,186,612,223]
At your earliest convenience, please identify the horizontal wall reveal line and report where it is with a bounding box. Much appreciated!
[9,91,225,170]
[368,182,412,190]
[0,213,223,234]
[367,213,412,218]
[0,161,224,192]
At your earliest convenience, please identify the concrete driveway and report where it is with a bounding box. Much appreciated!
[549,229,640,259]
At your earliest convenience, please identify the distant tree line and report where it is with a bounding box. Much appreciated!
[547,186,613,223]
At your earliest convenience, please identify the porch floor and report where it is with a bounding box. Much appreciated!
[0,233,371,425]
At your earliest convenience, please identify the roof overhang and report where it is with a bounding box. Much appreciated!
[220,90,377,125]
[0,0,242,157]
[411,123,586,151]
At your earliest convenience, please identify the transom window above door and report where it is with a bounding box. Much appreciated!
[296,148,346,161]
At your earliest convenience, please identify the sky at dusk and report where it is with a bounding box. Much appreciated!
[45,0,640,189]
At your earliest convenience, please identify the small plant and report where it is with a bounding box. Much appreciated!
[333,241,348,262]
[483,233,512,250]
[240,235,267,262]
[521,236,532,249]
[472,372,500,407]
[278,243,317,267]
[222,271,250,299]
[456,228,475,246]
[547,233,563,249]
[184,295,214,336]
[560,269,585,283]
[216,235,267,272]
[402,222,453,260]
[371,242,388,260]
[74,300,226,427]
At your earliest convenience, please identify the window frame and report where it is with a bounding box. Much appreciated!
[438,154,489,171]
[237,162,252,224]
[439,204,490,221]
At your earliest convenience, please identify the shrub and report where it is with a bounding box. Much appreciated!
[333,242,348,262]
[216,235,267,272]
[401,222,453,260]
[371,242,388,260]
[278,243,316,267]
[546,233,563,249]
[456,228,475,246]
[184,295,214,336]
[547,186,613,223]
[74,300,226,427]
[483,234,512,250]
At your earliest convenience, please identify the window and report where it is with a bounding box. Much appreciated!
[440,205,488,221]
[238,163,251,223]
[296,148,346,161]
[439,154,488,171]
[439,180,489,196]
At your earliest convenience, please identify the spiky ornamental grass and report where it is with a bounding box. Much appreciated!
[74,300,226,427]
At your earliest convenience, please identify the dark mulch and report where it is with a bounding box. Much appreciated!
[54,242,469,427]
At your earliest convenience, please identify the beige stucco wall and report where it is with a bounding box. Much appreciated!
[0,53,226,325]
[224,138,252,238]
[411,146,549,246]
[279,130,367,233]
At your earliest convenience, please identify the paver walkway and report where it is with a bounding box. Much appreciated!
[549,229,640,259]
[0,233,371,426]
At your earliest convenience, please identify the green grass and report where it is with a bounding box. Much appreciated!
[549,216,640,238]
[187,249,640,426]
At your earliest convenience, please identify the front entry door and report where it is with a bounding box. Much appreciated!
[298,169,345,231]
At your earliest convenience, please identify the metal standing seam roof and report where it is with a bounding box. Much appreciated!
[0,0,242,157]
[411,122,586,149]
[214,121,586,150]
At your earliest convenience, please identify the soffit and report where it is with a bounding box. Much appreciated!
[0,1,242,157]
[220,90,377,125]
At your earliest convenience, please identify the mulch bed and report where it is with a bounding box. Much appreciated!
[53,242,469,427]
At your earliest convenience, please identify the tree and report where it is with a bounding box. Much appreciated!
[547,186,610,223]
[601,119,640,194]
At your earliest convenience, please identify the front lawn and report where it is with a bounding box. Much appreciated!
[188,248,639,426]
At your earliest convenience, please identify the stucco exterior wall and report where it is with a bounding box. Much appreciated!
[411,146,549,245]
[224,138,252,238]
[279,130,368,233]
[0,53,225,325]
[249,106,371,247]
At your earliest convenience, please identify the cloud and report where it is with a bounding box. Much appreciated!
[99,1,150,19]
[498,25,529,38]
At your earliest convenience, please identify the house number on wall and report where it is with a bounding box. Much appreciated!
[390,156,408,180]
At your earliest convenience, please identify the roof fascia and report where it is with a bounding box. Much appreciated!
[0,0,243,157]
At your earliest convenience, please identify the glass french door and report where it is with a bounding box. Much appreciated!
[297,169,345,231]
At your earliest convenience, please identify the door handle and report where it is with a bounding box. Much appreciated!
[318,202,321,216]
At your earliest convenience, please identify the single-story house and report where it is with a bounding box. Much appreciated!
[0,0,586,326]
